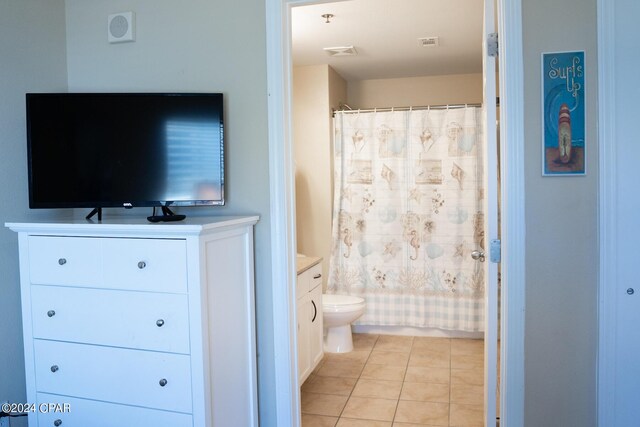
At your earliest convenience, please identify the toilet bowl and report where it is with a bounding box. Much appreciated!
[322,294,366,353]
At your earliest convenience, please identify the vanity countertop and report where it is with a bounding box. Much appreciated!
[296,256,322,275]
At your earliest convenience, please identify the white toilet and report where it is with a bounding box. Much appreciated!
[322,294,366,353]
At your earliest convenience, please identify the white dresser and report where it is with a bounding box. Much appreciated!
[6,216,259,427]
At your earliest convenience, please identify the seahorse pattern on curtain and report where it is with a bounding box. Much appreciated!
[327,107,485,332]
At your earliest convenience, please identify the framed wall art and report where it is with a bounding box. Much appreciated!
[542,50,586,176]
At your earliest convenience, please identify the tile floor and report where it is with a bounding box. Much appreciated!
[300,333,484,427]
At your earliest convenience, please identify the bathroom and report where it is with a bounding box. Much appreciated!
[291,1,498,426]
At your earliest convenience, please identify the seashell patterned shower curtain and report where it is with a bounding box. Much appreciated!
[327,107,485,332]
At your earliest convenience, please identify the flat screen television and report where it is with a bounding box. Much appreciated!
[26,92,224,220]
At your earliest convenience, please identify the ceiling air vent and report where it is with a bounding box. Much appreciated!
[323,45,358,56]
[418,37,439,48]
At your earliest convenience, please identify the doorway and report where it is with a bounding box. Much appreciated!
[291,1,494,425]
[264,0,526,425]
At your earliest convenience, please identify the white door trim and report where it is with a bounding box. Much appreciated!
[596,0,616,425]
[265,1,299,425]
[483,0,499,423]
[496,1,526,425]
[265,0,526,425]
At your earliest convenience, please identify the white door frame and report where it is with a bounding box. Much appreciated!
[265,0,526,425]
[597,0,617,425]
[483,1,499,424]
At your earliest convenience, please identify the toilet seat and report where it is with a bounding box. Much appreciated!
[322,294,365,313]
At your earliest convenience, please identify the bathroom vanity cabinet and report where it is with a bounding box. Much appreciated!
[296,257,323,384]
[6,216,258,427]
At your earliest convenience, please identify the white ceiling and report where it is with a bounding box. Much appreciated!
[291,0,483,81]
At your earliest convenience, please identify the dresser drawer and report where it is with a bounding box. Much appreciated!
[28,236,187,293]
[31,285,190,354]
[102,238,187,293]
[34,340,192,413]
[36,393,193,427]
[28,236,101,287]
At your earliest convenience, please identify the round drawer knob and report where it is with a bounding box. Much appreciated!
[137,261,147,269]
[50,365,59,373]
[627,288,635,295]
[159,378,168,387]
[47,310,56,318]
[58,258,67,266]
[156,319,165,327]
[54,419,62,426]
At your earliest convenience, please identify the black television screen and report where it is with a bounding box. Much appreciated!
[26,93,224,210]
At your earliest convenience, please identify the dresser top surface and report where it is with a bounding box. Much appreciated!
[5,215,259,236]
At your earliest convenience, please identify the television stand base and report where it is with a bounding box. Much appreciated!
[147,206,186,223]
[147,214,186,223]
[86,207,102,221]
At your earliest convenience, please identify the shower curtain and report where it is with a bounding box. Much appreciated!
[327,106,485,332]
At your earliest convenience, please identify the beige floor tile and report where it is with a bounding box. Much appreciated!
[324,350,372,364]
[305,360,325,381]
[368,350,410,366]
[451,368,483,387]
[451,353,483,370]
[301,392,349,417]
[317,360,366,379]
[303,373,317,387]
[410,343,451,358]
[337,419,392,427]
[394,400,449,425]
[302,375,358,396]
[313,357,326,373]
[412,336,451,351]
[404,366,450,384]
[374,335,414,353]
[400,381,449,403]
[450,383,483,405]
[302,333,488,427]
[449,403,483,426]
[408,347,450,368]
[411,337,451,354]
[352,378,403,400]
[352,333,379,350]
[361,363,407,382]
[451,338,484,356]
[341,396,398,421]
[301,414,339,427]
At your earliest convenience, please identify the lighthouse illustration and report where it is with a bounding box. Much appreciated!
[557,103,572,164]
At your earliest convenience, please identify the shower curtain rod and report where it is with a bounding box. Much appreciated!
[332,102,483,116]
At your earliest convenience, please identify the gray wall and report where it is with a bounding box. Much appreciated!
[63,0,275,423]
[0,2,68,423]
[522,0,598,425]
